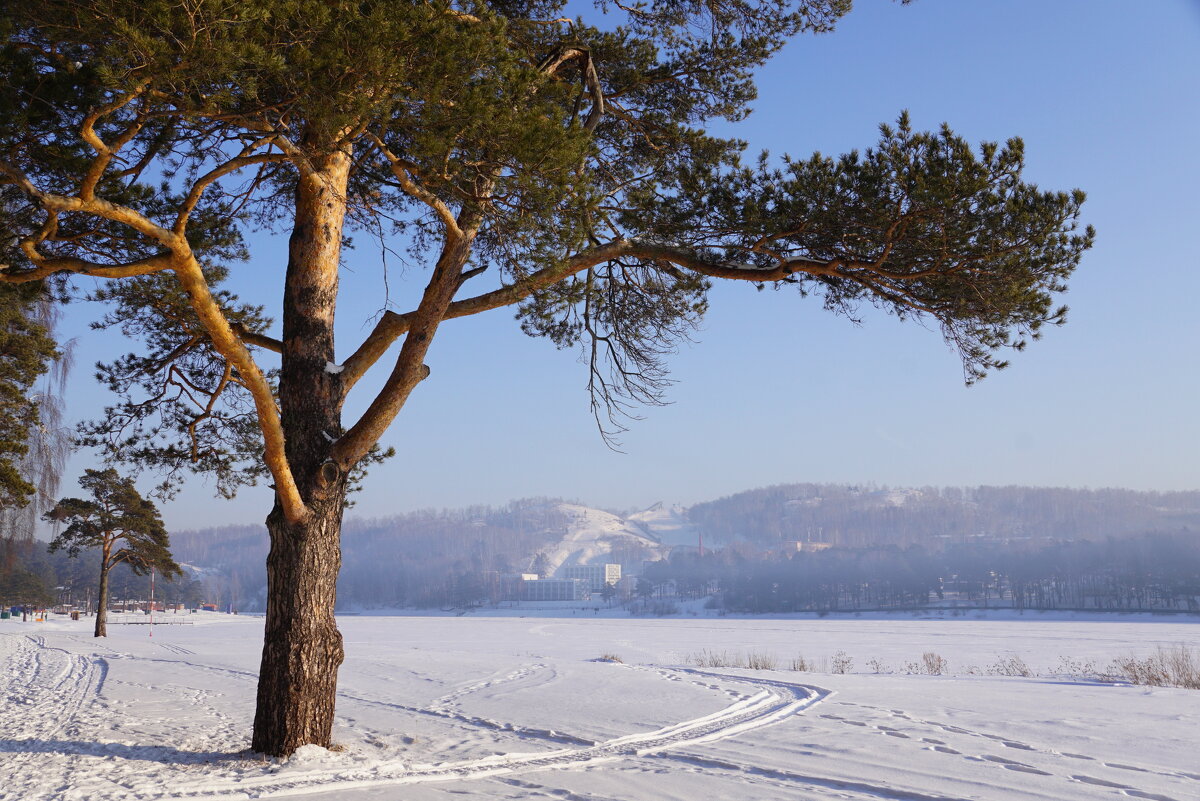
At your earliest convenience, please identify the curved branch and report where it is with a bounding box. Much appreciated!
[338,240,837,392]
[174,150,289,234]
[1,252,175,283]
[79,81,150,200]
[366,133,463,237]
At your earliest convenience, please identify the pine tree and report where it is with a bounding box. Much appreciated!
[0,1,1092,754]
[45,468,182,637]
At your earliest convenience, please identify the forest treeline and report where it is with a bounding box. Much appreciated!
[642,532,1200,613]
[688,484,1200,547]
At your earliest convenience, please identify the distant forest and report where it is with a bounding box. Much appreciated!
[0,542,205,609]
[643,533,1200,613]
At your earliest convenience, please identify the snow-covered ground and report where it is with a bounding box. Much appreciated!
[2,612,1198,800]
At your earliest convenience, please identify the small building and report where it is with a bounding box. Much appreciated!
[559,564,621,592]
[522,578,591,602]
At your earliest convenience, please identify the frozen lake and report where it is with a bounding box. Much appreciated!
[2,612,1198,800]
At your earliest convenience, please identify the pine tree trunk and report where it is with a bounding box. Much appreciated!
[252,493,346,754]
[94,560,109,638]
[251,146,353,757]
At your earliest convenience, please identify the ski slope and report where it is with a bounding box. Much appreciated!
[537,504,667,574]
[2,613,1198,800]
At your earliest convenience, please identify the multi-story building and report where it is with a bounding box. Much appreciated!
[559,563,621,592]
[521,577,591,602]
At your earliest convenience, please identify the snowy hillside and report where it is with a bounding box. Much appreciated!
[537,503,668,575]
[626,502,703,548]
[2,613,1198,800]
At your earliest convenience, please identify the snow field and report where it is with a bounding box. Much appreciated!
[1,613,1197,800]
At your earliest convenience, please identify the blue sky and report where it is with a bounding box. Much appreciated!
[55,0,1200,529]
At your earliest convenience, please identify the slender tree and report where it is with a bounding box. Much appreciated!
[45,467,182,637]
[0,1,1092,754]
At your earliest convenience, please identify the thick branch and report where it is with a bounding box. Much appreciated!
[1,252,174,283]
[333,234,472,466]
[171,252,309,524]
[338,240,838,391]
[0,159,179,249]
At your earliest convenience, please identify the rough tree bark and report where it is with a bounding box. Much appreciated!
[251,150,353,755]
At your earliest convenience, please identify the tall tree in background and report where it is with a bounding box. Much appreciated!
[0,1,1092,754]
[45,467,181,637]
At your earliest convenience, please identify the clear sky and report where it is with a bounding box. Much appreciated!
[53,0,1200,530]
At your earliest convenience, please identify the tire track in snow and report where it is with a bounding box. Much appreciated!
[116,669,830,800]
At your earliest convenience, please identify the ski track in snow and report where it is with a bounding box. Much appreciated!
[0,632,826,800]
[132,675,825,799]
[1,634,106,798]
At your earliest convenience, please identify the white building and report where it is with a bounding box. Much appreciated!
[521,578,591,602]
[559,564,621,592]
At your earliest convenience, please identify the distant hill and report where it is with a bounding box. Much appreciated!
[686,484,1200,548]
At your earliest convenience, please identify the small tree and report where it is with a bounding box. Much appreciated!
[45,468,181,637]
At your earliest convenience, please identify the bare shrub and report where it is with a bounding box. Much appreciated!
[689,649,744,668]
[866,658,889,674]
[1054,656,1100,679]
[790,654,812,671]
[746,651,778,670]
[597,653,623,663]
[831,650,853,674]
[921,652,948,675]
[1111,645,1200,689]
[988,654,1033,677]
